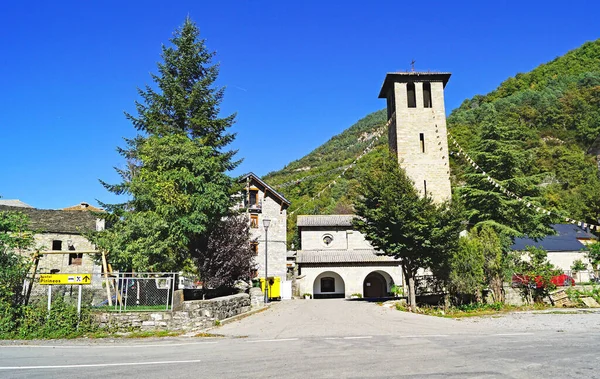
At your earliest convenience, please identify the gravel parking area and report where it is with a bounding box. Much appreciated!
[457,308,600,333]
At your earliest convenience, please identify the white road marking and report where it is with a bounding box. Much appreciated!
[0,341,218,349]
[0,359,202,370]
[402,334,449,338]
[492,333,534,336]
[343,336,373,340]
[245,338,298,343]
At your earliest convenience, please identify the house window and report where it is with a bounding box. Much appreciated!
[250,214,259,228]
[424,180,427,197]
[249,190,258,206]
[69,253,83,266]
[52,240,62,251]
[423,82,432,108]
[407,82,416,108]
[322,234,333,246]
[321,277,335,293]
[419,133,425,153]
[251,242,259,255]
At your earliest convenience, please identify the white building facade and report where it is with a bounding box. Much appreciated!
[295,215,403,299]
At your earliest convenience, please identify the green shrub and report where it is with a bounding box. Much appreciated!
[390,285,403,297]
[0,297,98,340]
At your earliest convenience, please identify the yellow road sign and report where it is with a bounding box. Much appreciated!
[39,273,92,285]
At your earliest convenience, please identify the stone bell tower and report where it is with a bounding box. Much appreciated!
[378,72,452,203]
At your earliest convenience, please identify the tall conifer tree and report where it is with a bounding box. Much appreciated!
[459,103,554,241]
[96,18,240,272]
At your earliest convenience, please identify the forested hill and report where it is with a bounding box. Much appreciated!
[263,39,600,247]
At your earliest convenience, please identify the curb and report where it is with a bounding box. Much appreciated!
[220,304,272,326]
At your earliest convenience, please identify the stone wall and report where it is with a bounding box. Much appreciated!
[96,293,252,331]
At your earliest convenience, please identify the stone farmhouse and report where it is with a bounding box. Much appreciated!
[0,202,105,275]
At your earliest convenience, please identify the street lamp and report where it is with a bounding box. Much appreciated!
[263,218,271,304]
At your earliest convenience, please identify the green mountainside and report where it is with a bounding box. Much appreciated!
[263,39,600,247]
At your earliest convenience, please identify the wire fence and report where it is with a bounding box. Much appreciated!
[26,272,177,312]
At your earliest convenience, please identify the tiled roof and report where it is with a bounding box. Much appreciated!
[0,199,33,208]
[239,173,291,206]
[62,202,104,212]
[511,224,598,252]
[297,215,356,227]
[296,249,399,264]
[0,205,98,234]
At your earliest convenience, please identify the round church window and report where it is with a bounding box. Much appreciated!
[322,234,333,246]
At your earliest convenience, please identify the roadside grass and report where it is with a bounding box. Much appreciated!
[394,302,551,318]
[194,332,225,338]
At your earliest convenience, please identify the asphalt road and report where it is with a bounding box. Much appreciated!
[2,300,599,378]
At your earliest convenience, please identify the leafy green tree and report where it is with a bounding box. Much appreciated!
[585,242,600,271]
[96,18,240,272]
[477,225,511,303]
[447,225,510,304]
[353,150,464,311]
[0,210,34,334]
[448,234,485,304]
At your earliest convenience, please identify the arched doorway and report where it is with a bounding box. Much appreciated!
[363,272,387,298]
[313,271,345,299]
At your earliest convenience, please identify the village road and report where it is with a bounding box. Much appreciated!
[2,300,600,378]
[216,298,487,338]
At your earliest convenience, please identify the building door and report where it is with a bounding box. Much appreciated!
[363,272,387,298]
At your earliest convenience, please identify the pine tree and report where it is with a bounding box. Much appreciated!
[96,18,240,272]
[458,103,554,241]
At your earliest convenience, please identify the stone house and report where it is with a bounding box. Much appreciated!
[0,202,105,275]
[295,215,403,299]
[237,173,290,285]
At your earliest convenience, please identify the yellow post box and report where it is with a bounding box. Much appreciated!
[259,277,281,300]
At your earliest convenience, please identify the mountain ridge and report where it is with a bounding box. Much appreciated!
[263,39,600,246]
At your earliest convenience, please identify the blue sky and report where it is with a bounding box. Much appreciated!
[1,0,599,209]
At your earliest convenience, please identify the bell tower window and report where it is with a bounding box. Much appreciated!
[423,82,432,108]
[407,82,416,108]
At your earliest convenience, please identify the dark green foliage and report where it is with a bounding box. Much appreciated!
[0,298,98,340]
[352,151,465,310]
[0,210,33,334]
[448,234,485,304]
[95,18,242,272]
[585,241,600,270]
[448,225,511,304]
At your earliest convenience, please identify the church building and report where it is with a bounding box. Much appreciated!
[295,71,453,298]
